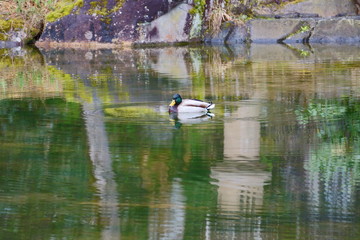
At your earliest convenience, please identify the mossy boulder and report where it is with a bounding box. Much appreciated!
[45,0,84,23]
[38,0,178,45]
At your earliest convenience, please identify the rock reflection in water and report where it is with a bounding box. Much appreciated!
[211,101,271,217]
[148,179,185,240]
[83,98,120,240]
[209,100,271,239]
[150,48,190,81]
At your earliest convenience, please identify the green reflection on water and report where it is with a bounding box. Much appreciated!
[0,44,360,240]
[0,98,100,240]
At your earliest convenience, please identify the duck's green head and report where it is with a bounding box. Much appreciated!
[169,93,182,106]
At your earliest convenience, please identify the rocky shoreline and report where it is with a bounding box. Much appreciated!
[207,15,360,45]
[1,0,360,48]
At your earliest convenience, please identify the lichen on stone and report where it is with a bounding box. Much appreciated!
[88,0,109,16]
[189,12,202,39]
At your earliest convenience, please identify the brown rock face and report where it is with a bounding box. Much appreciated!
[38,0,173,44]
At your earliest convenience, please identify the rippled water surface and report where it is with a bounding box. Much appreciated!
[1,44,360,239]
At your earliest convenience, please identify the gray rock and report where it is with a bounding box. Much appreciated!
[249,18,317,43]
[276,0,357,18]
[226,23,248,44]
[274,13,320,19]
[204,21,248,44]
[137,4,192,43]
[310,17,360,43]
[207,15,360,45]
[283,31,311,44]
[204,22,233,44]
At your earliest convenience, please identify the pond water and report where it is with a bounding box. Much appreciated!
[0,43,360,240]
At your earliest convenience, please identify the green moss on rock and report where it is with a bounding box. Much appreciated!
[190,0,206,15]
[45,0,125,24]
[46,0,84,22]
[0,18,24,32]
[88,0,109,16]
[0,20,11,32]
[88,0,126,17]
[0,33,8,41]
[112,0,125,13]
[0,18,25,42]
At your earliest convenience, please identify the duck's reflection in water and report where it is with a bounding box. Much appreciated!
[169,112,214,128]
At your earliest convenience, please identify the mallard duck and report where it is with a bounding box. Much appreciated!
[168,93,215,113]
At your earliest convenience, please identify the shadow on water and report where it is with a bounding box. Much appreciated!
[0,43,360,239]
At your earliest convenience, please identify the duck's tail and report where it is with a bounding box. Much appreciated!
[207,102,215,110]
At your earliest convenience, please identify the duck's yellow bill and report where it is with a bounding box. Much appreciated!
[169,100,175,106]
